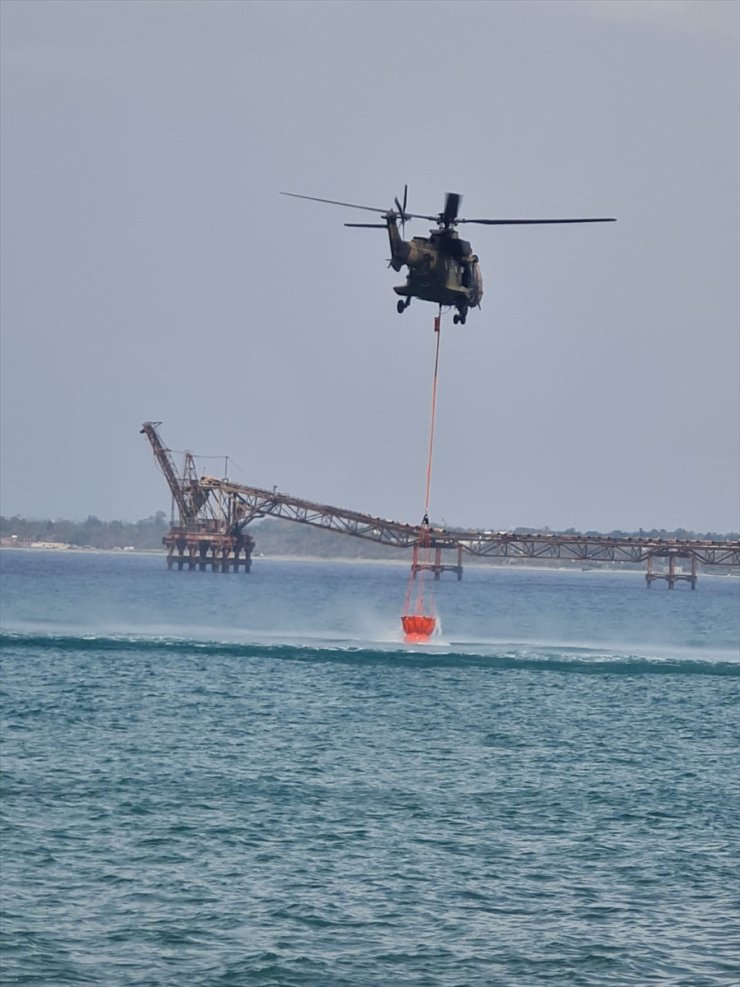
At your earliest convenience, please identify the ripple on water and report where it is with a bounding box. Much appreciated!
[1,558,739,985]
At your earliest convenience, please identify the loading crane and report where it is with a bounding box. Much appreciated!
[140,422,255,571]
[141,423,740,584]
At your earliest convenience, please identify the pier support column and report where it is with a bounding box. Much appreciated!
[668,555,676,589]
[411,544,419,579]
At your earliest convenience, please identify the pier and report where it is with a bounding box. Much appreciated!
[410,543,464,581]
[164,524,254,573]
[645,553,698,590]
[142,423,740,585]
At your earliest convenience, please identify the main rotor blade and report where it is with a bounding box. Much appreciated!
[458,217,617,225]
[345,222,387,228]
[282,191,439,222]
[281,191,388,214]
[443,192,461,225]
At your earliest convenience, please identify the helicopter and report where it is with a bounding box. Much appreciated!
[282,187,615,324]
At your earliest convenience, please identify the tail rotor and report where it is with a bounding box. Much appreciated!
[394,184,409,236]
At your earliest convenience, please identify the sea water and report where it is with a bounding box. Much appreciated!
[1,549,738,986]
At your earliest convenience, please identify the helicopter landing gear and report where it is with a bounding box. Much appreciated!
[396,297,411,314]
[453,308,467,326]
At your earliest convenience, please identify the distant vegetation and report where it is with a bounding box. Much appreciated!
[0,513,170,550]
[0,514,401,557]
[250,519,403,560]
[1,513,737,556]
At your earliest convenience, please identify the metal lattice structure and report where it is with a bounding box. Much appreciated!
[142,423,740,584]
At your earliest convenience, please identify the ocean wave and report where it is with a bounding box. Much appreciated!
[1,629,737,677]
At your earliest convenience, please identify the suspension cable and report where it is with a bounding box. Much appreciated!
[423,314,442,519]
[403,312,442,625]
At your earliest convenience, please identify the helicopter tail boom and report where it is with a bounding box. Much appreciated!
[385,214,412,271]
[344,214,413,271]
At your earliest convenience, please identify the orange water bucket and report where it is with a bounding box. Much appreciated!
[402,614,436,643]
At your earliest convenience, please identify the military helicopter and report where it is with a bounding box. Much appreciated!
[282,187,615,325]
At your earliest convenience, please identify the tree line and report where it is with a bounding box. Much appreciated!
[1,513,737,555]
[0,513,169,550]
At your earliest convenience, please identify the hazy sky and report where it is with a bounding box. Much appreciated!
[1,0,738,533]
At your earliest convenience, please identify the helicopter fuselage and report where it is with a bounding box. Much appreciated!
[386,217,483,322]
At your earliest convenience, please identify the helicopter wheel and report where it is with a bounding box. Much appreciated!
[397,300,406,314]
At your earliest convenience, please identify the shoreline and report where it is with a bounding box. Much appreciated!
[2,545,737,578]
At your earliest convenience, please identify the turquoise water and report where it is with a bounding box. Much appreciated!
[1,550,739,985]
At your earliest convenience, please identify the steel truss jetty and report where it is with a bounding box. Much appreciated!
[141,423,739,586]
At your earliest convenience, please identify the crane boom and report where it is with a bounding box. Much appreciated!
[141,424,740,583]
[140,421,192,522]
